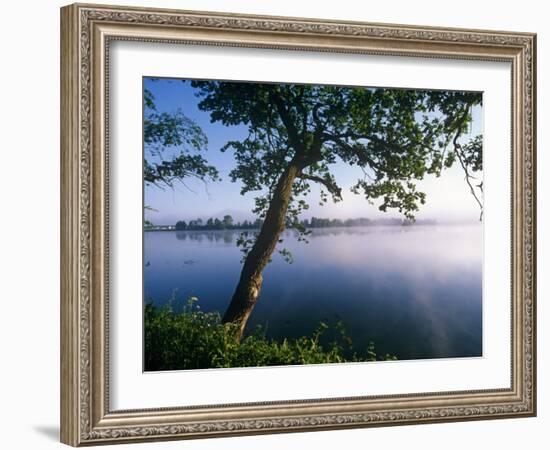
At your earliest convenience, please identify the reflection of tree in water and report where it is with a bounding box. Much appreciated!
[303,226,434,239]
[175,225,438,245]
[175,230,242,245]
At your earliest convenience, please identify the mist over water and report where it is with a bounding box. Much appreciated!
[144,225,482,360]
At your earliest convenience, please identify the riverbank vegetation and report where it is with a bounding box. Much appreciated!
[144,215,437,232]
[144,297,397,371]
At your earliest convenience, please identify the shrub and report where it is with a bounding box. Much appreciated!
[144,297,396,371]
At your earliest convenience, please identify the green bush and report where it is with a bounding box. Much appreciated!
[144,297,397,371]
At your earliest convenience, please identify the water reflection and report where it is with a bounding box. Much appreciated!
[175,230,239,244]
[144,225,482,360]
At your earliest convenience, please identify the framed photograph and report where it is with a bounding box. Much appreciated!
[60,3,537,446]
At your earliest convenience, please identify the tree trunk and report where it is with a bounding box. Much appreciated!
[222,162,302,340]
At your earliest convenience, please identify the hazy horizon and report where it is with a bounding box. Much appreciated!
[147,211,481,227]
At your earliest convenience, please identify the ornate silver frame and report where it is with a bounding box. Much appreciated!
[60,3,536,446]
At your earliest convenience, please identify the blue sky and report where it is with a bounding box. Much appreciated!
[144,77,483,225]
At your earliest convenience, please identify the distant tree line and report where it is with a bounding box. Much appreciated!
[303,217,376,228]
[172,215,435,231]
[296,216,435,228]
[175,215,264,231]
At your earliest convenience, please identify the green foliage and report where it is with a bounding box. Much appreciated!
[144,297,396,371]
[144,85,219,188]
[461,135,483,173]
[191,81,483,252]
[236,231,258,262]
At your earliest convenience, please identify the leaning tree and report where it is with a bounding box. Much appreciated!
[191,81,483,340]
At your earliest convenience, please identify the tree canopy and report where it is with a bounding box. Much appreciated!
[192,81,482,226]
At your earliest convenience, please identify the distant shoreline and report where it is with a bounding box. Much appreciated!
[144,220,483,232]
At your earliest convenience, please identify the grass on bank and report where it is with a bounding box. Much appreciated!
[144,296,397,371]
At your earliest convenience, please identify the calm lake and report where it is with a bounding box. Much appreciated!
[144,225,482,360]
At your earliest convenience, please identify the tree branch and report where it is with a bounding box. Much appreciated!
[322,133,383,171]
[452,107,483,219]
[298,173,342,200]
[269,89,303,153]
